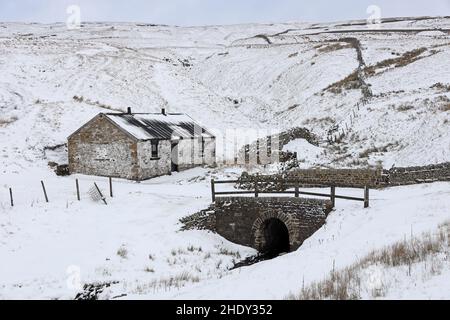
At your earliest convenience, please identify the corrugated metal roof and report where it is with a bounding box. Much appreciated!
[105,113,215,140]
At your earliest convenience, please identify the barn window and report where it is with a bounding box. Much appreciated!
[151,140,159,158]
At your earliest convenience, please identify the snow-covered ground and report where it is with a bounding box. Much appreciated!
[0,166,449,299]
[0,17,449,299]
[283,139,324,167]
[286,220,449,300]
[161,182,450,300]
[0,167,256,299]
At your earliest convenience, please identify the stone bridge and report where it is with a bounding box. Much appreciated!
[182,197,333,255]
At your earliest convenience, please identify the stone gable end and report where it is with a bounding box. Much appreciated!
[68,114,139,180]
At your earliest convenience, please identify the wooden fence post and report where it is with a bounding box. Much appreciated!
[330,185,336,208]
[9,188,13,207]
[109,177,113,198]
[295,183,299,198]
[364,186,369,208]
[94,182,107,205]
[211,179,215,202]
[76,179,80,201]
[41,180,49,203]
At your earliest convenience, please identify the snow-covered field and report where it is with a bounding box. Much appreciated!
[0,17,449,299]
[0,168,256,299]
[1,169,449,299]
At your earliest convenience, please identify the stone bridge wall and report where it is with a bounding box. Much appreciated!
[181,197,332,251]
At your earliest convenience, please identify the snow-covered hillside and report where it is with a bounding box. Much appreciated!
[1,17,449,172]
[0,17,449,300]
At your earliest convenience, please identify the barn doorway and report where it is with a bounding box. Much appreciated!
[171,141,179,172]
[262,218,290,258]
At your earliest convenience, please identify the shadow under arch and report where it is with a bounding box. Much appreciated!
[261,218,290,257]
[252,209,298,256]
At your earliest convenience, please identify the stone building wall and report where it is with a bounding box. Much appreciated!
[68,115,139,180]
[176,139,195,171]
[137,139,171,179]
[176,137,216,171]
[203,138,217,167]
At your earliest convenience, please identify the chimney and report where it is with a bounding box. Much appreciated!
[127,107,132,114]
[161,107,166,116]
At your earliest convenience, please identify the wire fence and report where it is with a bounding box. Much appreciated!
[4,177,114,208]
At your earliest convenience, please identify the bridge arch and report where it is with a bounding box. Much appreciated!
[251,209,300,253]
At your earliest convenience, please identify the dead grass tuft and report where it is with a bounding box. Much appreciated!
[431,82,450,92]
[289,222,449,300]
[440,103,450,112]
[0,116,18,127]
[358,143,398,159]
[326,71,360,94]
[396,104,415,112]
[73,95,123,112]
[365,48,428,76]
[132,271,200,294]
[117,246,128,259]
[144,266,155,273]
[317,42,352,53]
[187,245,203,252]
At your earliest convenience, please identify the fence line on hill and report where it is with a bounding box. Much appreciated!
[3,177,115,208]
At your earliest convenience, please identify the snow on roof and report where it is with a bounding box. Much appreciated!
[105,112,215,140]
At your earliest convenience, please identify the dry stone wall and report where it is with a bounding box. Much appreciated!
[236,162,450,190]
[289,168,386,188]
[384,162,450,186]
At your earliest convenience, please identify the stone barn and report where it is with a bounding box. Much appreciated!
[68,108,216,180]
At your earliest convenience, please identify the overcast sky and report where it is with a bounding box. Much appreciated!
[0,0,449,26]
